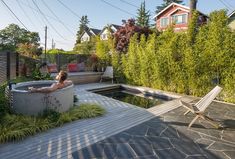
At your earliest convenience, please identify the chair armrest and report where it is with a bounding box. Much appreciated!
[180,100,199,112]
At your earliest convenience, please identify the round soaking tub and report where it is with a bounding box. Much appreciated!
[11,80,74,116]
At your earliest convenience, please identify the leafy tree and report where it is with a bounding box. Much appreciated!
[112,10,235,103]
[122,34,139,84]
[136,1,151,27]
[155,0,183,14]
[95,37,110,67]
[203,10,235,98]
[187,11,199,45]
[17,43,42,58]
[0,24,41,55]
[73,36,96,54]
[75,15,89,45]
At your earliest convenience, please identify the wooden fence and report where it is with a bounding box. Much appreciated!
[0,51,19,84]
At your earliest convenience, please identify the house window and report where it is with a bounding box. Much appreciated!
[172,14,187,24]
[102,34,107,40]
[160,17,169,27]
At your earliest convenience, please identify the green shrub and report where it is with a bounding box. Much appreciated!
[0,84,10,117]
[0,114,50,142]
[115,10,235,103]
[0,103,105,143]
[69,103,106,119]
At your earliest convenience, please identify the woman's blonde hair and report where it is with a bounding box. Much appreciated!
[58,70,67,83]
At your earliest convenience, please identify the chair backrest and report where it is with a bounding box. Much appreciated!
[103,66,113,78]
[195,86,222,112]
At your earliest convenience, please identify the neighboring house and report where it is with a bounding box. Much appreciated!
[154,2,208,32]
[100,24,121,40]
[228,10,235,31]
[80,28,101,43]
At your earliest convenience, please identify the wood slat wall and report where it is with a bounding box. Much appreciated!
[0,52,18,84]
[0,52,7,84]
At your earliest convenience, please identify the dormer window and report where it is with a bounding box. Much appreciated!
[172,14,187,24]
[160,17,169,27]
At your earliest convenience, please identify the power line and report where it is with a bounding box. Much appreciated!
[57,0,81,19]
[0,0,29,30]
[16,0,38,30]
[32,0,67,40]
[20,0,64,25]
[56,0,96,28]
[119,0,138,8]
[120,0,155,17]
[218,0,233,11]
[41,0,74,35]
[100,0,135,16]
[25,0,45,28]
[224,0,235,9]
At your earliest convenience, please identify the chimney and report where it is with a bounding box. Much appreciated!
[190,0,197,11]
[189,0,198,17]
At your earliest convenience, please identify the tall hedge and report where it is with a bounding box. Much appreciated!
[118,10,235,103]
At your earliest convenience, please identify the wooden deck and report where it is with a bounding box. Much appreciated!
[0,83,192,159]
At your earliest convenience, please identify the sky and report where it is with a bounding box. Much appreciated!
[0,0,234,51]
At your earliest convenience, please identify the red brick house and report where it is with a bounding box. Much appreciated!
[154,2,208,32]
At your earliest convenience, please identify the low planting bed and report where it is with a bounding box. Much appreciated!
[0,79,106,143]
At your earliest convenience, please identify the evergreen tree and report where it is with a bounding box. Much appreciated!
[136,1,151,27]
[75,15,89,45]
[155,0,183,14]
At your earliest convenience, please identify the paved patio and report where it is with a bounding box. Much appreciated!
[0,83,234,159]
[72,99,235,159]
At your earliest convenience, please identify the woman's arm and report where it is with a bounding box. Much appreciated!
[64,80,73,87]
[29,84,58,93]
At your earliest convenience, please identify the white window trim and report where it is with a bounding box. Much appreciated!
[160,17,169,27]
[171,13,188,24]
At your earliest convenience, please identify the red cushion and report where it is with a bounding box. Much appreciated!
[47,64,58,73]
[68,63,78,72]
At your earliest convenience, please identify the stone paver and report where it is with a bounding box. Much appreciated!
[72,101,235,159]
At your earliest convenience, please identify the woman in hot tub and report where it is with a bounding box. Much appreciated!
[29,71,73,93]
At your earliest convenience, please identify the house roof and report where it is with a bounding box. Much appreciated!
[111,24,122,30]
[153,2,207,19]
[89,28,101,35]
[100,24,122,35]
[228,10,235,18]
[80,28,101,38]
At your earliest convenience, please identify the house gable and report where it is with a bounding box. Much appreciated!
[80,28,101,43]
[154,2,189,19]
[80,32,90,43]
[100,24,121,40]
[154,2,207,32]
[100,28,110,40]
[156,4,189,31]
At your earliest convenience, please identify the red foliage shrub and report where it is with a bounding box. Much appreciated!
[114,19,152,53]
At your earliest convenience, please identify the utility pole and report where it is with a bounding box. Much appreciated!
[52,39,56,49]
[52,38,54,49]
[44,26,47,63]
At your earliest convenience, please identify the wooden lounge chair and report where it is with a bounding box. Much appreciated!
[100,66,113,83]
[180,86,223,128]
